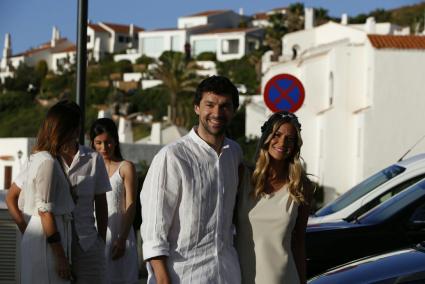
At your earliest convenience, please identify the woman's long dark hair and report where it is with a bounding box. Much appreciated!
[89,118,123,160]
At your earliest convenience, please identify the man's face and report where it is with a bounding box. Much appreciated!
[194,91,235,137]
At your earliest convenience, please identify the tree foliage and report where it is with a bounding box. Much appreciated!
[129,86,170,121]
[216,55,259,94]
[150,51,199,125]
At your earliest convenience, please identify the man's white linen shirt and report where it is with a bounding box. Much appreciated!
[60,145,111,251]
[141,128,242,284]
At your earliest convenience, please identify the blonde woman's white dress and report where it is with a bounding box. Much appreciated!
[105,161,139,284]
[236,171,300,284]
[21,151,74,284]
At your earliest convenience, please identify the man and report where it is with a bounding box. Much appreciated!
[6,100,111,284]
[141,76,242,284]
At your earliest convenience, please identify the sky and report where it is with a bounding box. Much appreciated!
[0,0,423,54]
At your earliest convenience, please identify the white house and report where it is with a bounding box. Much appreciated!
[138,28,191,59]
[251,6,288,28]
[177,9,246,30]
[190,27,264,61]
[87,21,144,62]
[138,9,249,60]
[0,27,74,80]
[0,138,35,190]
[257,19,425,202]
[51,45,76,73]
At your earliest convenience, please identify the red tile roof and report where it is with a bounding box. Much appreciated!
[88,23,108,33]
[53,45,76,54]
[253,12,268,20]
[368,35,425,50]
[184,10,230,17]
[101,22,144,33]
[12,38,70,57]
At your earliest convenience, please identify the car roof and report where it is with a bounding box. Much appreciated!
[396,152,425,167]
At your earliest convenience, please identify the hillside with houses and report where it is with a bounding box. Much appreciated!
[2,2,425,204]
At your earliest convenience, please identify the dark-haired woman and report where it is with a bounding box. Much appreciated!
[90,118,138,284]
[20,103,76,283]
[236,111,313,284]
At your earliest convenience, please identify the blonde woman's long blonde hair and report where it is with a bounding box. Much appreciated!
[251,111,307,204]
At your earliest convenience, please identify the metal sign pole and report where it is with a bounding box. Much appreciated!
[76,0,88,144]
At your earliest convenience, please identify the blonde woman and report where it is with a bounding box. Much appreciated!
[236,111,313,284]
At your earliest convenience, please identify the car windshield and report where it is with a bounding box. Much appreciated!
[315,165,406,217]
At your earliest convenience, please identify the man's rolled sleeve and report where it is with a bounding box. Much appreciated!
[94,153,112,195]
[140,149,181,260]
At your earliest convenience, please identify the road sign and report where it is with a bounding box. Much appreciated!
[263,74,305,113]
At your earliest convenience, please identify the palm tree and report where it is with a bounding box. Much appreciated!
[265,12,287,61]
[150,51,198,125]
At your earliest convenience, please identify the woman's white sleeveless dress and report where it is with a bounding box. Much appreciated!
[236,177,300,284]
[105,162,139,284]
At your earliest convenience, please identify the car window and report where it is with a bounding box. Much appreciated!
[345,174,425,221]
[315,165,406,217]
[409,202,425,224]
[359,179,425,223]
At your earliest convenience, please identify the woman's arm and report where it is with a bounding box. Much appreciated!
[112,161,137,260]
[292,179,313,284]
[6,183,27,234]
[39,211,71,279]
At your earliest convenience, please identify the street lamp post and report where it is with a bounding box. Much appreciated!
[76,0,88,145]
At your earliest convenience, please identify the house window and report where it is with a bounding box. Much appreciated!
[87,35,91,43]
[292,44,300,60]
[142,36,165,56]
[247,39,257,52]
[192,39,217,56]
[118,35,125,43]
[222,39,239,54]
[328,72,334,106]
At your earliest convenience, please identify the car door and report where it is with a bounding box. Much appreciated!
[406,201,425,244]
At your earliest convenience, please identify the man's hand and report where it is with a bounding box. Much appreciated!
[111,237,126,260]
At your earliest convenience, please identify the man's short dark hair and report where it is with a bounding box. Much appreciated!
[194,76,239,110]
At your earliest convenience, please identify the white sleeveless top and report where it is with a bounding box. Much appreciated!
[105,161,139,284]
[236,172,300,284]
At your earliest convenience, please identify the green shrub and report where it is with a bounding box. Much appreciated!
[196,52,216,61]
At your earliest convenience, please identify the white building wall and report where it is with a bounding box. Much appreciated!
[362,47,425,178]
[139,30,187,58]
[282,23,365,59]
[0,138,35,189]
[261,41,375,199]
[178,16,208,29]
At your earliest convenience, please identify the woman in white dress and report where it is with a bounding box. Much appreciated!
[236,111,313,284]
[90,118,139,284]
[20,103,77,283]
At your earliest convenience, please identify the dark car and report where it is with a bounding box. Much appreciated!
[306,178,425,278]
[308,242,425,283]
